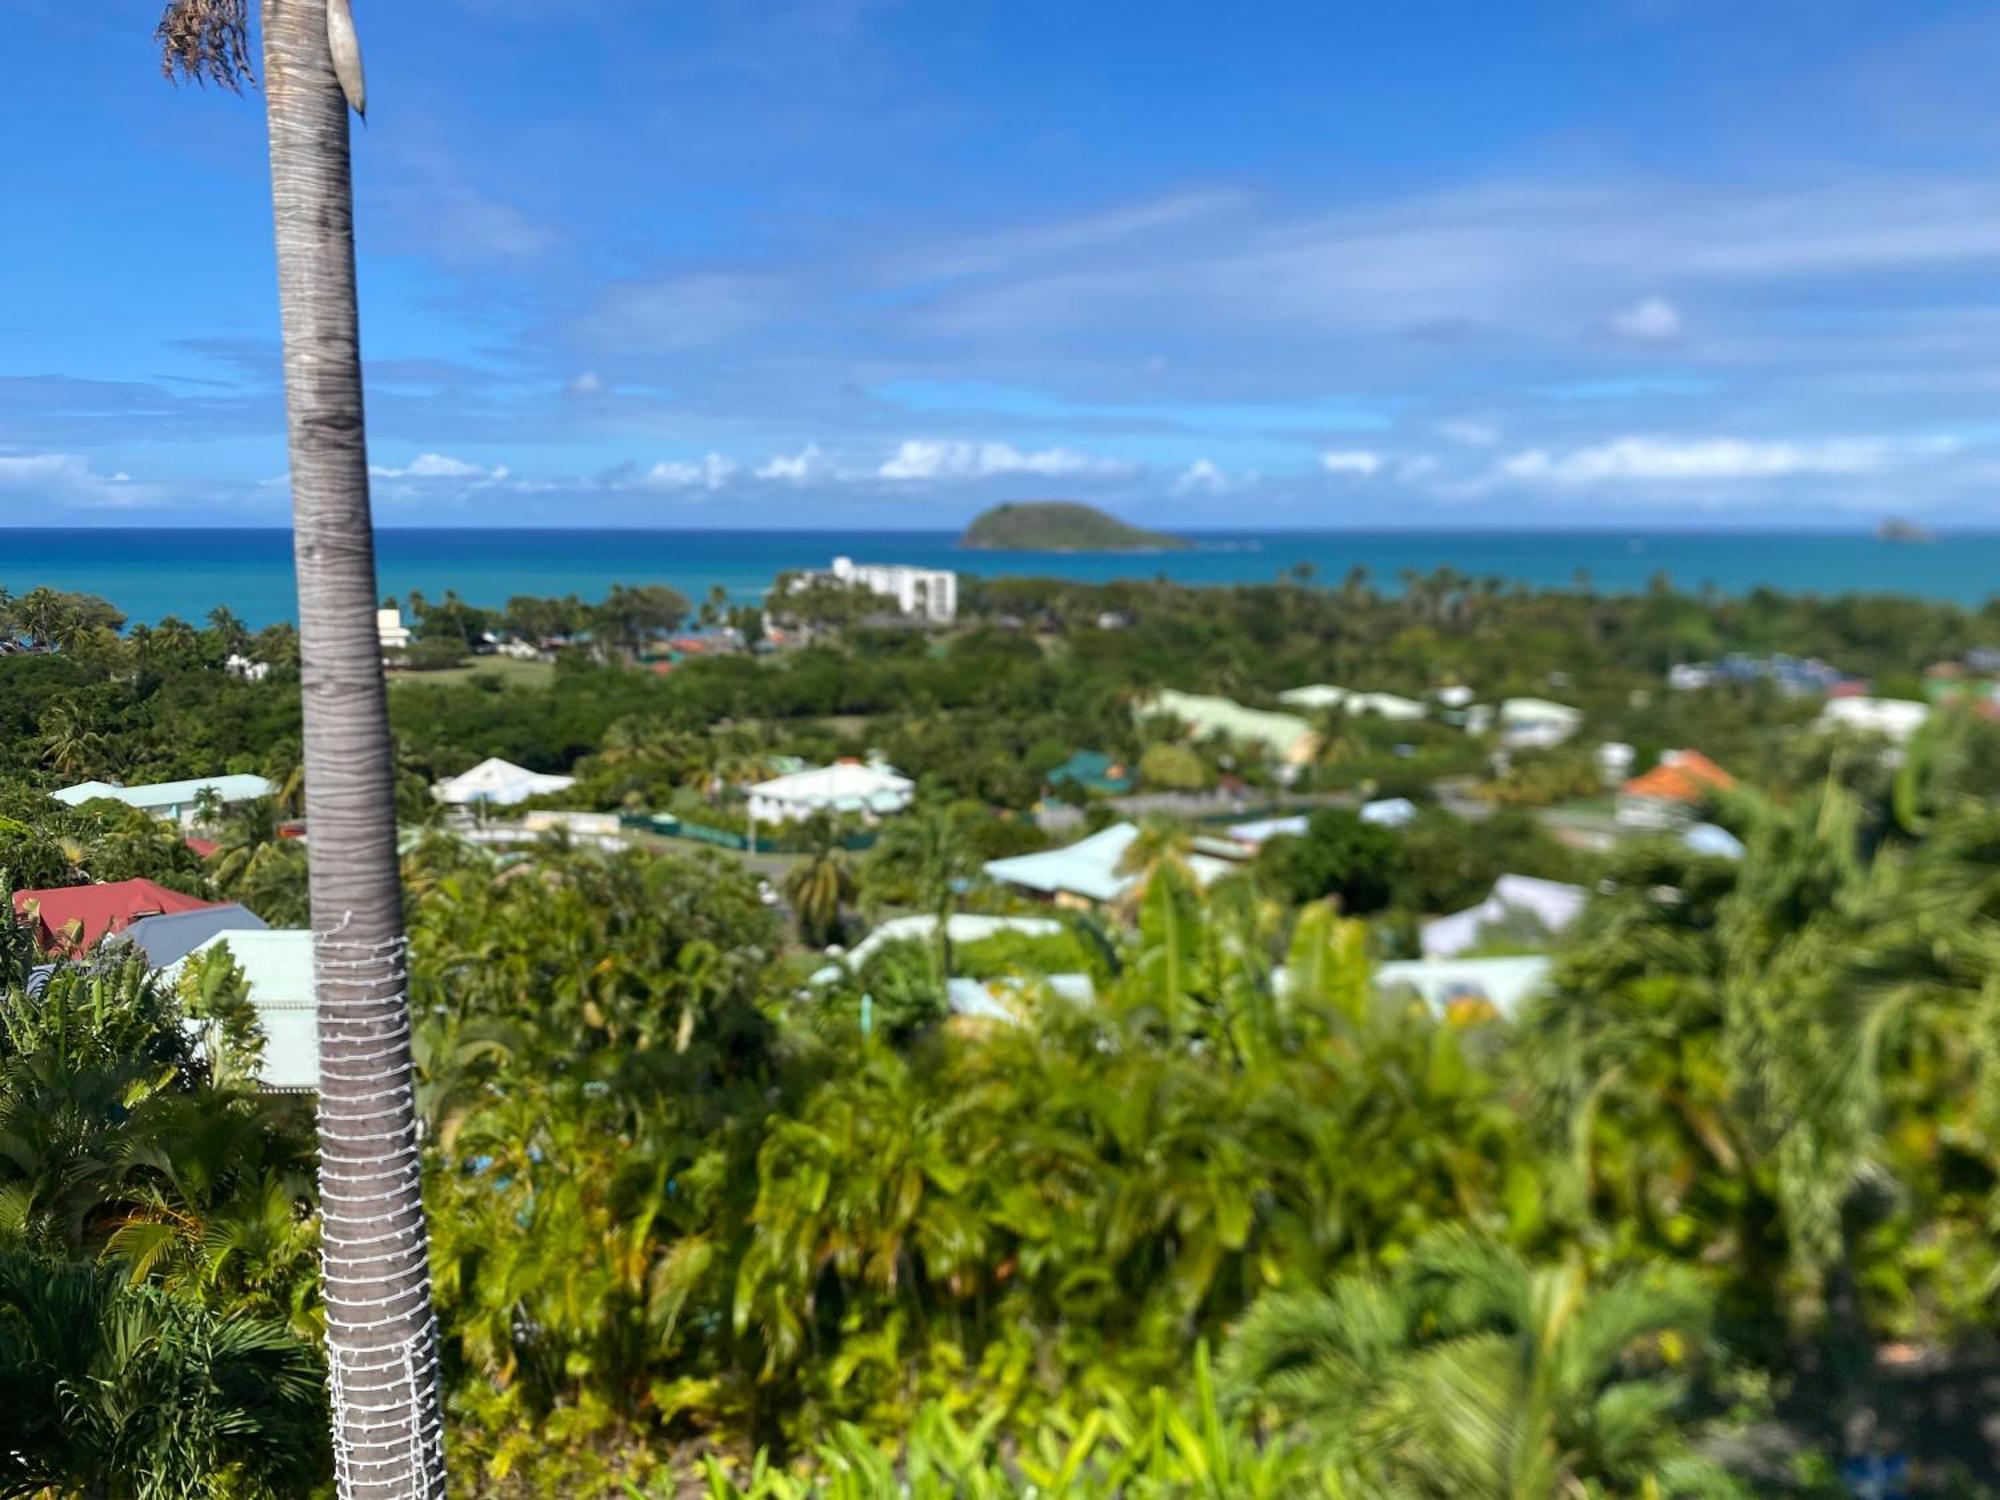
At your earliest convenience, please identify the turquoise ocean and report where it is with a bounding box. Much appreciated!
[3,528,1997,628]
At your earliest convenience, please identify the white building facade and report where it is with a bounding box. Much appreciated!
[52,774,276,828]
[794,556,958,623]
[747,761,916,824]
[1818,696,1930,745]
[433,757,577,807]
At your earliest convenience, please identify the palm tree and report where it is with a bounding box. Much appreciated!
[1224,1230,1741,1498]
[868,805,973,977]
[159,2,444,1491]
[208,798,313,925]
[207,603,253,657]
[152,615,204,670]
[192,786,227,830]
[207,797,282,882]
[11,587,74,651]
[784,839,858,949]
[0,1249,327,1498]
[36,702,111,782]
[1113,815,1196,913]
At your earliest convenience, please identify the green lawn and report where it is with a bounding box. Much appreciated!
[1547,794,1618,818]
[385,655,556,689]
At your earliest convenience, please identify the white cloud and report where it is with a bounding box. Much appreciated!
[1496,433,1957,485]
[371,452,510,480]
[1320,449,1384,476]
[565,370,603,396]
[1172,458,1240,495]
[877,439,1134,481]
[1437,420,1499,447]
[0,452,148,508]
[644,453,740,490]
[755,443,830,482]
[1608,295,1683,343]
[888,190,1245,284]
[0,454,90,486]
[376,141,556,270]
[575,272,778,353]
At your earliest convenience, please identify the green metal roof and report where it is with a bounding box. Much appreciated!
[1137,690,1318,760]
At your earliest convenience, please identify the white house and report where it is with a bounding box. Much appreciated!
[432,757,576,807]
[1490,697,1583,749]
[1683,822,1746,860]
[944,973,1097,1024]
[1420,874,1588,959]
[1375,954,1555,1020]
[1270,953,1554,1021]
[1818,696,1930,745]
[1596,742,1636,786]
[52,773,276,828]
[811,913,1069,981]
[224,653,270,683]
[1278,685,1427,721]
[984,821,1235,907]
[1222,814,1310,852]
[790,557,958,623]
[1360,797,1419,828]
[1615,750,1735,830]
[515,810,625,849]
[747,761,914,823]
[172,929,318,1092]
[520,809,621,838]
[377,607,412,652]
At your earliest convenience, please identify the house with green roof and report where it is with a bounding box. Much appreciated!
[1136,690,1320,765]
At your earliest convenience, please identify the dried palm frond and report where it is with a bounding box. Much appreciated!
[156,0,256,91]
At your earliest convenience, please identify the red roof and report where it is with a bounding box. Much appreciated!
[1621,750,1736,804]
[12,879,222,954]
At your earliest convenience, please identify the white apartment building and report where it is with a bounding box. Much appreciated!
[794,556,958,623]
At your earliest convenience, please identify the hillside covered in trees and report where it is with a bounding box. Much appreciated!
[6,571,2000,1495]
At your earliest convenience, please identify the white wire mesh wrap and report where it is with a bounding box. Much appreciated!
[316,919,446,1498]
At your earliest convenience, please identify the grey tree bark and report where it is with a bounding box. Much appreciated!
[261,1,446,1493]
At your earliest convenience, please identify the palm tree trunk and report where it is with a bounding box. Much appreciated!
[263,2,446,1494]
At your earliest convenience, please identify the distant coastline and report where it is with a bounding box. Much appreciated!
[7,526,2000,626]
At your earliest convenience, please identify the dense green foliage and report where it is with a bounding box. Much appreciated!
[6,571,2000,1494]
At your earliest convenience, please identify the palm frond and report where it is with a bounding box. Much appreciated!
[156,0,255,91]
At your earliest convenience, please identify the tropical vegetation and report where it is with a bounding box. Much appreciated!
[6,566,2000,1493]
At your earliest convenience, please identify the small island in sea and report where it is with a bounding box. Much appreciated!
[1876,516,1935,544]
[959,500,1188,552]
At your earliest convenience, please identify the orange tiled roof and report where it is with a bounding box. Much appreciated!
[1621,750,1736,803]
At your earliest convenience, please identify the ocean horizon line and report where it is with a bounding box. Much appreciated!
[11,522,2000,539]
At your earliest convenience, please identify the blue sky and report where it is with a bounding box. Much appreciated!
[7,0,2000,528]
